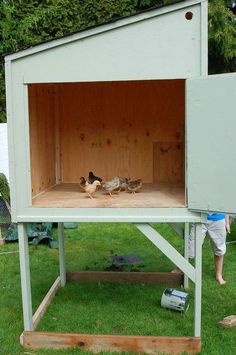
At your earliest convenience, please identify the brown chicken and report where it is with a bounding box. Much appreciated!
[79,177,87,191]
[127,179,142,194]
[84,180,101,199]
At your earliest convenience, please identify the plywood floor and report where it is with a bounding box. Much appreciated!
[32,183,185,208]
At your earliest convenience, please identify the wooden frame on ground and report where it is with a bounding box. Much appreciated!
[18,222,203,354]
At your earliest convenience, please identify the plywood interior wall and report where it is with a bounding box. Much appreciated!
[29,84,57,197]
[153,142,184,183]
[58,80,185,183]
[28,80,185,198]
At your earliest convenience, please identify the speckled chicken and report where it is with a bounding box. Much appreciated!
[88,171,102,184]
[79,177,87,191]
[118,177,130,191]
[102,177,120,197]
[127,179,142,194]
[84,180,101,199]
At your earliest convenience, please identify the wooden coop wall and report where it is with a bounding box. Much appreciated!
[29,85,57,197]
[29,80,185,198]
[58,80,185,183]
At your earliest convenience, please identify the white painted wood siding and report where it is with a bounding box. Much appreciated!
[7,2,203,82]
[5,0,206,222]
[187,73,236,214]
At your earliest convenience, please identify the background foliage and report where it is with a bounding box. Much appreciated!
[0,173,10,200]
[0,0,236,123]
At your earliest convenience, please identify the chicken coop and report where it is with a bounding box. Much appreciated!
[5,0,236,353]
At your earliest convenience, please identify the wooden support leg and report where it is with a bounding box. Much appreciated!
[18,223,33,331]
[58,222,66,287]
[194,223,203,337]
[184,222,190,289]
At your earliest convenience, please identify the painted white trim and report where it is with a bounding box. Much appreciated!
[14,208,203,223]
[194,223,203,336]
[184,222,190,289]
[5,61,17,218]
[58,223,66,287]
[18,223,33,331]
[5,0,206,62]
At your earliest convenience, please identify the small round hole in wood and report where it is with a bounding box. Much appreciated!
[185,11,193,20]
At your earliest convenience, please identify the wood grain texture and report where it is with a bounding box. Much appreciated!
[28,80,185,201]
[32,182,185,208]
[28,85,57,197]
[153,142,184,183]
[22,331,201,353]
[66,271,182,285]
[58,80,184,183]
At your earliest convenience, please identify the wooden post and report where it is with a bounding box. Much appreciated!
[58,222,66,287]
[184,222,190,289]
[194,223,203,337]
[18,223,33,331]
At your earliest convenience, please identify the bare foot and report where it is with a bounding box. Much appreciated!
[171,267,182,274]
[216,276,226,285]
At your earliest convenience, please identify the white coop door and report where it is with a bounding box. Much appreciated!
[186,73,236,215]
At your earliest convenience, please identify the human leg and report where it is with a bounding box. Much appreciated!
[207,219,227,284]
[214,255,226,285]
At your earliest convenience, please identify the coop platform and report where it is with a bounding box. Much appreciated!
[32,183,185,208]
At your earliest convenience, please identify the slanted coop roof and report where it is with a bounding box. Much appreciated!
[4,0,186,57]
[5,0,206,68]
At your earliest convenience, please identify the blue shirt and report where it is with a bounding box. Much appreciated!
[207,213,225,221]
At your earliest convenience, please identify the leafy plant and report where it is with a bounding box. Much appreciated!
[0,173,10,201]
[208,0,236,73]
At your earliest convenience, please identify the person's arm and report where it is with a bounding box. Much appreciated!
[225,215,230,233]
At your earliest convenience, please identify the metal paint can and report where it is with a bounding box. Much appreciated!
[161,288,189,313]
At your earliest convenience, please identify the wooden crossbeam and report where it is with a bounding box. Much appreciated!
[135,223,195,282]
[22,331,201,354]
[66,271,182,286]
[32,276,61,330]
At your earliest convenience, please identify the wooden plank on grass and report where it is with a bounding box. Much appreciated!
[218,315,236,328]
[32,276,61,330]
[66,271,182,285]
[22,331,201,354]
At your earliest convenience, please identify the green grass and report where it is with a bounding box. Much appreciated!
[0,222,236,354]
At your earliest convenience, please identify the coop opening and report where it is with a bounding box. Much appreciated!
[28,80,185,208]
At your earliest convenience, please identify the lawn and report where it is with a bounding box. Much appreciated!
[0,222,236,354]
